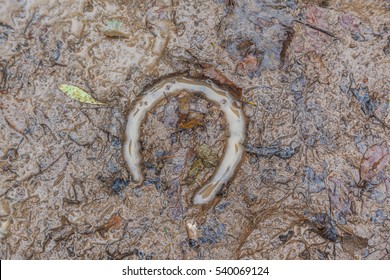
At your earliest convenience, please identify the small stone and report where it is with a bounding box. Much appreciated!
[185,220,199,240]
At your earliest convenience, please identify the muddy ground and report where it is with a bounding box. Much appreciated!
[0,0,389,259]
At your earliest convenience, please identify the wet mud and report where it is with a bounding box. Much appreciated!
[0,0,389,259]
[124,76,246,205]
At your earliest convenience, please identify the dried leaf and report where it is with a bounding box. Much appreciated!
[102,214,122,230]
[360,142,389,181]
[241,54,259,72]
[341,233,368,256]
[185,158,204,183]
[178,96,190,115]
[58,84,106,105]
[237,54,259,77]
[201,65,242,99]
[327,177,352,215]
[197,144,218,168]
[177,97,204,129]
[185,144,219,183]
[178,118,203,129]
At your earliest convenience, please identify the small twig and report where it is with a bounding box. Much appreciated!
[371,114,390,130]
[0,63,8,90]
[79,106,113,110]
[294,20,337,39]
[39,123,58,141]
[23,9,38,34]
[0,22,14,30]
[15,137,24,150]
[52,62,68,67]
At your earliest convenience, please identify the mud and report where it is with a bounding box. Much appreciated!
[124,76,246,205]
[0,0,389,259]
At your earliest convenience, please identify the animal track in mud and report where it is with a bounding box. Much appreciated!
[124,76,246,205]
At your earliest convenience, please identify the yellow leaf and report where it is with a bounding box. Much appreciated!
[58,84,106,105]
[240,99,256,106]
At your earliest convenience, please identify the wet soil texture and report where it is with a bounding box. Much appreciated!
[0,0,389,259]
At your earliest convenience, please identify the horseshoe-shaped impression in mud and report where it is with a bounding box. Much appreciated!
[124,76,246,205]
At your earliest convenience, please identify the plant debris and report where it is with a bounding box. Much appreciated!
[58,84,107,105]
[100,214,123,231]
[360,142,389,182]
[102,20,129,38]
[185,144,219,183]
[201,65,242,99]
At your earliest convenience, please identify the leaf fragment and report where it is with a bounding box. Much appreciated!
[197,144,219,168]
[360,142,389,181]
[58,84,106,105]
[178,118,203,129]
[102,214,122,230]
[201,64,242,99]
[103,20,129,38]
[185,144,219,183]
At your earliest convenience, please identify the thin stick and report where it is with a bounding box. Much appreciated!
[295,20,337,39]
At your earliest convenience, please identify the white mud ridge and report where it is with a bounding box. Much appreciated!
[124,76,246,205]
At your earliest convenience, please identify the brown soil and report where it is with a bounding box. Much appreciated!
[0,0,389,259]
